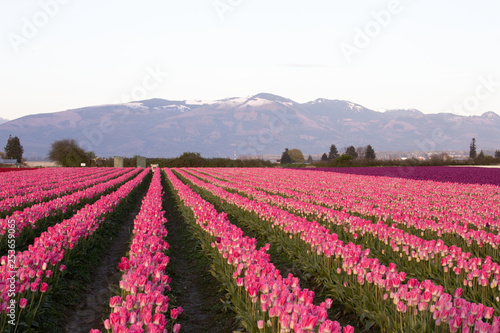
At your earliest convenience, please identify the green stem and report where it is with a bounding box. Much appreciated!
[28,293,44,327]
[13,307,23,333]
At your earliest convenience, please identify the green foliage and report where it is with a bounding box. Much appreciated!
[173,152,207,167]
[469,138,477,159]
[473,150,498,165]
[48,139,91,167]
[287,148,305,163]
[313,155,499,168]
[147,154,273,168]
[4,134,23,163]
[280,148,292,164]
[365,145,376,160]
[321,153,328,161]
[328,144,339,160]
[335,154,353,166]
[345,146,358,159]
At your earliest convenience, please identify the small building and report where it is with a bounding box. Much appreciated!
[24,161,60,168]
[136,156,147,168]
[114,156,124,168]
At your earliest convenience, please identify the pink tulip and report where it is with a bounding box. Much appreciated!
[396,301,407,313]
[164,169,349,332]
[171,308,179,319]
[184,167,500,333]
[300,314,317,330]
[109,296,122,308]
[19,298,28,308]
[343,326,354,333]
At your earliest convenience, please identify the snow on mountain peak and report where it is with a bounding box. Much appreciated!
[185,99,219,105]
[347,102,364,112]
[482,111,500,119]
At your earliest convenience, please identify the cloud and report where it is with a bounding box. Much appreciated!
[276,63,329,68]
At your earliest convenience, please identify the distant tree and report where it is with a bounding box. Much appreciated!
[86,151,97,166]
[321,153,328,161]
[477,150,485,159]
[4,135,23,163]
[469,138,477,159]
[336,154,353,166]
[0,151,5,159]
[328,144,339,160]
[365,145,376,160]
[356,146,366,159]
[48,139,88,167]
[280,148,292,164]
[495,150,500,159]
[174,152,206,167]
[345,146,358,159]
[288,149,305,163]
[307,155,313,164]
[429,153,451,164]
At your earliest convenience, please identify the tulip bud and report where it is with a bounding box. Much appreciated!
[19,298,28,309]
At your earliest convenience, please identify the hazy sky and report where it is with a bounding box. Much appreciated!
[1,0,499,120]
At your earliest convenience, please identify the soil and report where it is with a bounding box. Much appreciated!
[63,191,146,333]
[162,177,239,333]
[186,176,379,333]
[61,176,239,333]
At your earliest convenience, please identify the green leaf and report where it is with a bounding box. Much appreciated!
[365,320,375,330]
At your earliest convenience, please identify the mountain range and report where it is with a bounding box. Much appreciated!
[1,93,499,159]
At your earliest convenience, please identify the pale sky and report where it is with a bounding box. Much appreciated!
[1,0,500,120]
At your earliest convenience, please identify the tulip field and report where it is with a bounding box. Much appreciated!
[1,166,500,332]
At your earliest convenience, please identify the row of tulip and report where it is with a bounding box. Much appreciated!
[198,167,500,267]
[208,168,500,236]
[0,168,127,214]
[166,168,352,333]
[202,168,500,262]
[176,168,500,332]
[0,167,114,200]
[0,168,150,330]
[186,168,500,313]
[92,168,181,333]
[0,167,82,198]
[313,166,500,186]
[0,168,141,241]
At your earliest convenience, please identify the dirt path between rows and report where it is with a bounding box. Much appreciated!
[62,176,239,333]
[64,190,147,333]
[162,178,239,333]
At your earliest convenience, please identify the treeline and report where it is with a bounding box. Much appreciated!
[286,143,500,168]
[40,138,500,168]
[46,140,273,168]
[311,155,500,168]
[148,152,274,168]
[309,151,500,168]
[84,153,273,168]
